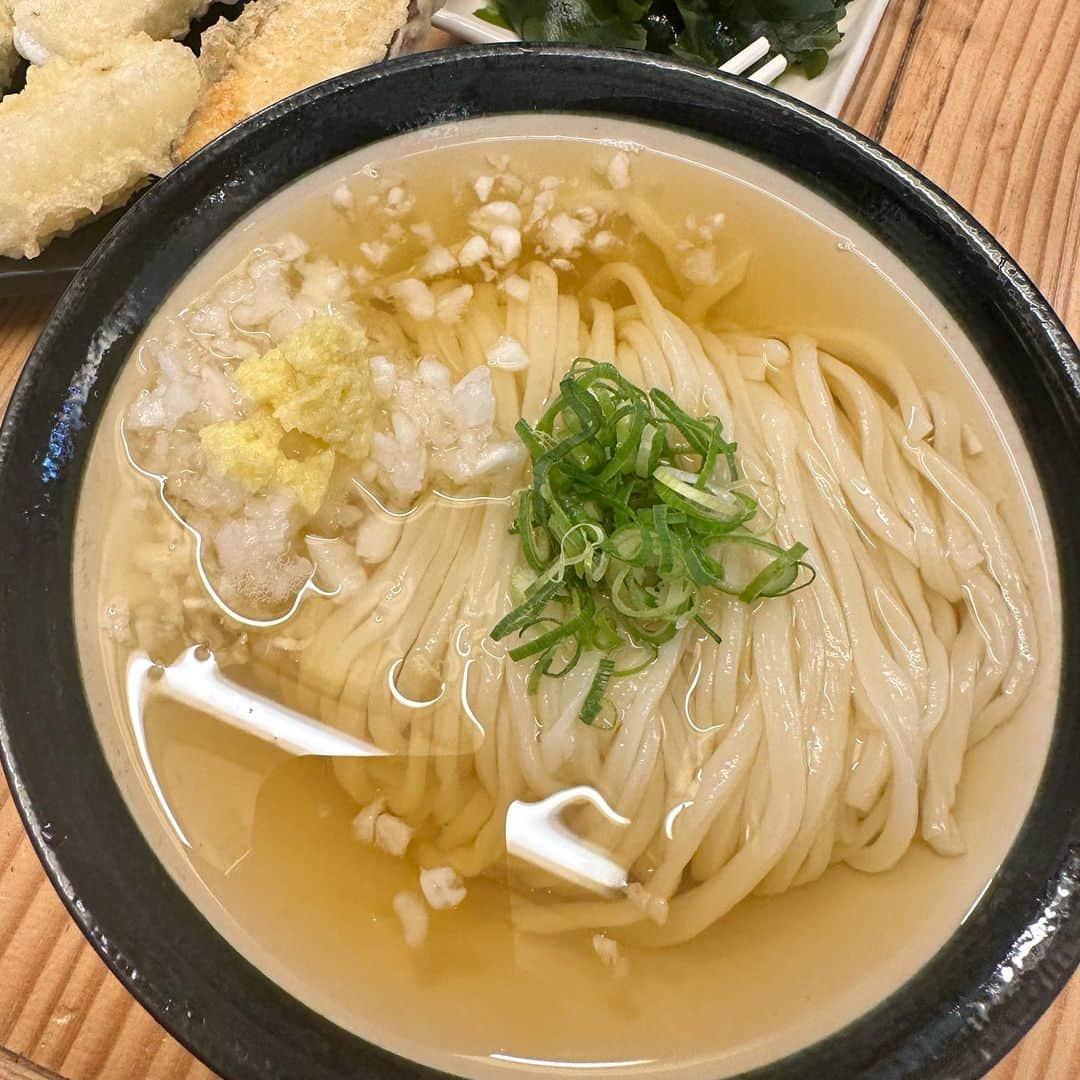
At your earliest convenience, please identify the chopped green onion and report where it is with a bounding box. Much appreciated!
[739,542,811,603]
[581,658,616,725]
[508,607,590,661]
[489,357,813,723]
[491,574,562,639]
[653,504,675,574]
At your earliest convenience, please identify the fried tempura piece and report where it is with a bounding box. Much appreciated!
[12,0,223,64]
[0,1,19,92]
[0,36,200,259]
[174,0,441,161]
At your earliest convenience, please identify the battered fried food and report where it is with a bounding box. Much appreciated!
[0,36,200,259]
[0,1,19,92]
[12,0,223,64]
[174,0,441,161]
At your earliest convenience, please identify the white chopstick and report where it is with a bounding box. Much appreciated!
[718,36,771,75]
[431,8,519,44]
[748,54,789,85]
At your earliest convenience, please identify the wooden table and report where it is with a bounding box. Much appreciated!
[0,1,1078,1076]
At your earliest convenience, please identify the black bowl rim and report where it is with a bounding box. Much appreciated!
[1,44,1079,1080]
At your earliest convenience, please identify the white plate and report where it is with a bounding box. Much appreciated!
[435,0,890,117]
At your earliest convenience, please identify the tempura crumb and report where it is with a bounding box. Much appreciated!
[436,284,474,325]
[489,225,522,268]
[352,798,414,857]
[419,867,467,910]
[627,882,669,926]
[680,246,720,286]
[389,278,436,322]
[275,232,310,261]
[500,275,530,303]
[393,890,429,949]
[590,230,619,254]
[458,235,490,267]
[350,797,387,845]
[374,811,414,857]
[384,185,415,216]
[606,151,631,190]
[419,245,458,278]
[485,336,529,371]
[410,221,436,245]
[469,201,522,231]
[592,933,629,975]
[359,240,392,268]
[542,212,590,257]
[330,182,355,214]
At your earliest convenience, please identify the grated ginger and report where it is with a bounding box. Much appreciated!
[233,316,373,459]
[199,317,373,516]
[199,410,335,516]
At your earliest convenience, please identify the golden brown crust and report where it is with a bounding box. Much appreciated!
[11,0,215,63]
[174,0,414,162]
[0,36,200,258]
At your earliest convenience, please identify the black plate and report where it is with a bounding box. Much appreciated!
[1,46,1079,1080]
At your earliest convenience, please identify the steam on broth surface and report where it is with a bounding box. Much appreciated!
[75,117,1059,1078]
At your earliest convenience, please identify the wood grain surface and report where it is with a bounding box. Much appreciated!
[0,0,1078,1077]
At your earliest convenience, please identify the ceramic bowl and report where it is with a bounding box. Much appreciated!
[1,46,1078,1080]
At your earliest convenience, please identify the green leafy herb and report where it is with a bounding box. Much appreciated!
[477,0,648,49]
[476,0,848,77]
[489,358,814,725]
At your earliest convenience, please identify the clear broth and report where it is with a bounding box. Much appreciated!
[74,117,1061,1078]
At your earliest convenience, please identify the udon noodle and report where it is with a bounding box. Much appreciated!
[114,142,1038,964]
